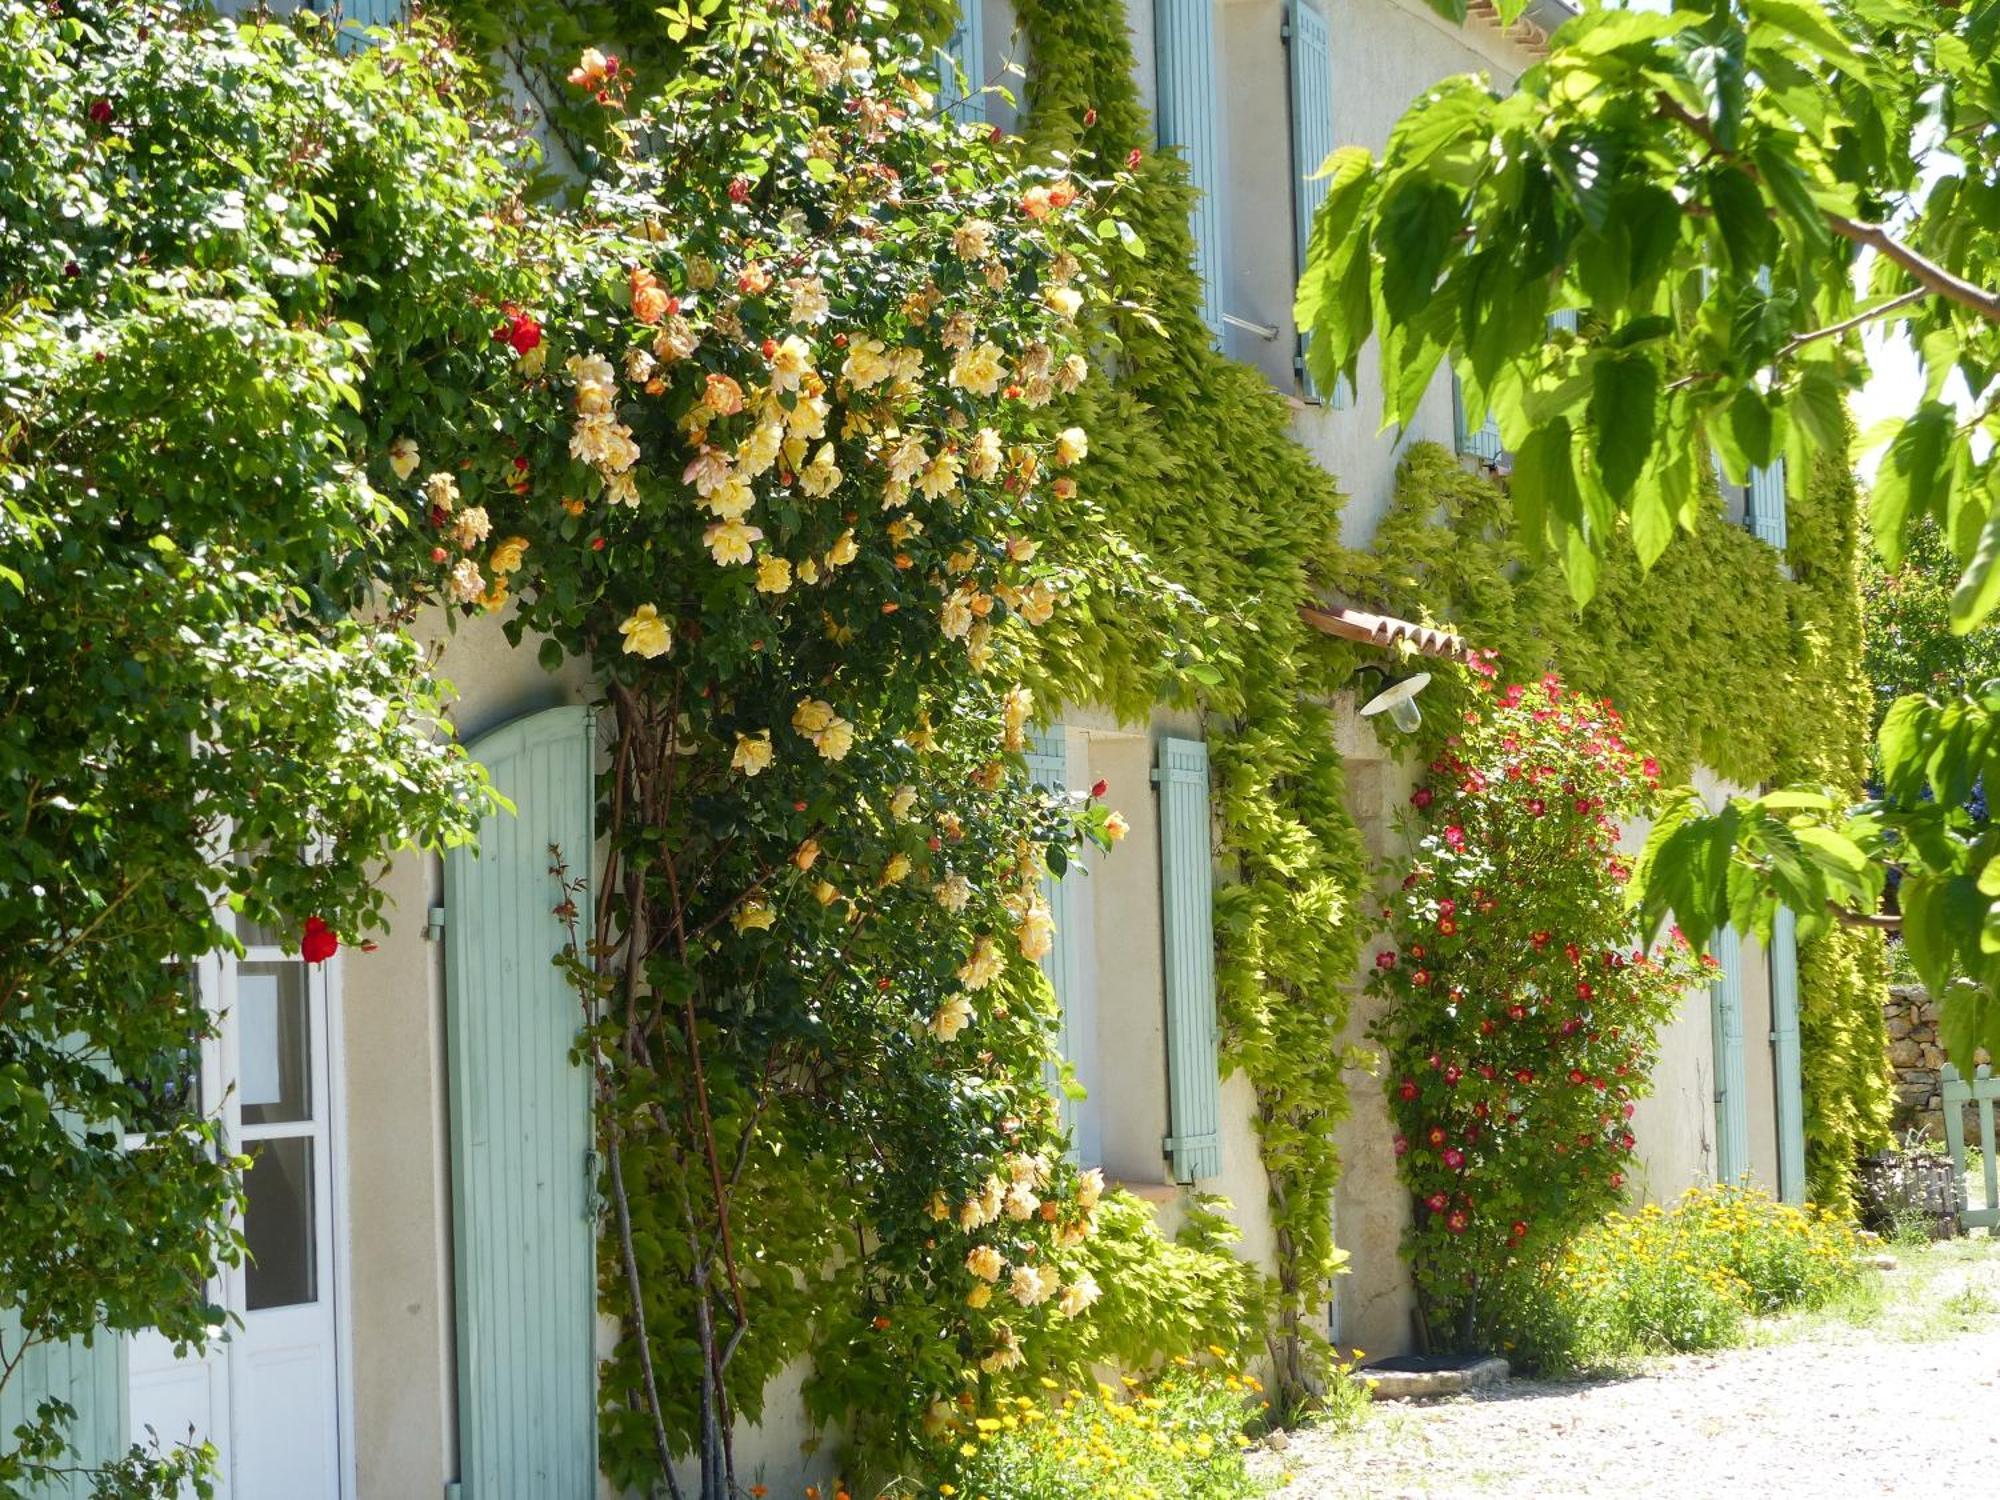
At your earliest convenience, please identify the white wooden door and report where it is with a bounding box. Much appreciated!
[128,916,344,1498]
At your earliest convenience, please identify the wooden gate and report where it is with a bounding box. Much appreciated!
[1942,1063,1999,1235]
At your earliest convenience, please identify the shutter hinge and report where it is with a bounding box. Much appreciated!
[423,904,446,941]
[585,1147,602,1220]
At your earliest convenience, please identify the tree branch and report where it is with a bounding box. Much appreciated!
[1829,902,1900,931]
[1655,92,2000,325]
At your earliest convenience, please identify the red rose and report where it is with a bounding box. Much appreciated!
[88,97,113,125]
[728,176,751,204]
[1410,786,1433,809]
[1442,1148,1465,1169]
[1091,778,1108,798]
[1397,1079,1418,1101]
[1083,107,1098,126]
[301,917,338,965]
[1426,1193,1449,1213]
[1393,1134,1409,1157]
[1427,1126,1447,1148]
[1374,950,1396,970]
[1125,147,1142,170]
[1445,1210,1468,1234]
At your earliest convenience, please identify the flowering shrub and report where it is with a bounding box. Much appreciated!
[1560,1184,1864,1359]
[919,1357,1266,1500]
[1368,675,1704,1354]
[354,5,1270,1488]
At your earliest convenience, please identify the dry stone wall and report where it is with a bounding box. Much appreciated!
[1885,983,1990,1141]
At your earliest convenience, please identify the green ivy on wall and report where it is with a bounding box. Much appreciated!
[1008,0,1369,1408]
[1325,443,1892,1209]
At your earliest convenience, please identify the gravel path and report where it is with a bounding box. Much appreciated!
[1260,1245,2000,1498]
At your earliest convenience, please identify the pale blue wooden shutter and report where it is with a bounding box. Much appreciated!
[446,704,598,1500]
[1154,0,1228,341]
[1155,736,1221,1182]
[0,1312,128,1499]
[1452,372,1504,463]
[938,0,985,123]
[1746,459,1788,550]
[1769,906,1807,1204]
[1709,926,1749,1184]
[1286,2,1345,406]
[1025,729,1086,1157]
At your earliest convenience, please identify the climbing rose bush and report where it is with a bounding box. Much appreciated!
[1368,675,1704,1355]
[354,4,1204,1483]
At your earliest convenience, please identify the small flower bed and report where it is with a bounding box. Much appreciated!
[922,1358,1267,1500]
[1558,1184,1864,1359]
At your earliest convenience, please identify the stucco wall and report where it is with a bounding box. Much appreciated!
[1328,703,1418,1358]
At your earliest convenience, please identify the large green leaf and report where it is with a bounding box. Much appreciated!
[1590,352,1658,501]
[1950,497,2000,634]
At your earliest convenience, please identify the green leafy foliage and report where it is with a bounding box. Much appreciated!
[1547,1183,1863,1366]
[1300,0,2000,630]
[1009,0,1371,1411]
[1639,684,2000,1070]
[915,1357,1267,1500]
[0,6,521,1488]
[1369,678,1704,1355]
[1863,519,2000,745]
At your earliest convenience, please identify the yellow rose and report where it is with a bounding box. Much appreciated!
[1043,285,1083,319]
[489,536,530,576]
[1016,896,1055,962]
[792,698,836,736]
[388,436,420,481]
[825,529,859,568]
[929,994,973,1041]
[957,935,1003,991]
[881,852,912,886]
[1104,810,1130,843]
[755,555,793,595]
[703,519,762,566]
[731,899,776,934]
[1058,1274,1101,1320]
[966,1245,1005,1282]
[815,716,855,761]
[768,333,814,393]
[618,603,673,659]
[731,731,774,777]
[424,471,460,511]
[1054,427,1089,467]
[948,342,1006,397]
[793,838,821,872]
